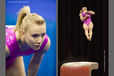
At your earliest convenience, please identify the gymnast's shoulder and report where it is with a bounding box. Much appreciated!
[43,36,51,52]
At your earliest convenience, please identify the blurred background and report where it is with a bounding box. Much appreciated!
[6,0,56,76]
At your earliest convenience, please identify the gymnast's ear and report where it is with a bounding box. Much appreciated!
[20,30,26,35]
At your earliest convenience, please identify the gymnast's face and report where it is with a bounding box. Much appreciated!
[82,7,87,12]
[23,22,46,50]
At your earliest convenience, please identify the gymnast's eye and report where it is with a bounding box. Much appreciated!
[41,33,45,37]
[31,34,40,38]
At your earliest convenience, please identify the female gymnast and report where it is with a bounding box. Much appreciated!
[79,7,95,41]
[6,6,51,76]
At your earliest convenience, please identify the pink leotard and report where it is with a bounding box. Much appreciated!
[6,27,48,68]
[81,13,92,26]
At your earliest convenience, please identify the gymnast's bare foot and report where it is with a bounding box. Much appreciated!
[87,36,91,41]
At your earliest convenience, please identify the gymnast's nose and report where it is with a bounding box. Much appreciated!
[36,37,42,45]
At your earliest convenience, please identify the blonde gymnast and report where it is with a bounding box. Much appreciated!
[79,7,95,41]
[6,6,51,76]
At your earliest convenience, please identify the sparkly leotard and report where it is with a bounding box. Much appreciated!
[6,27,48,68]
[81,13,92,26]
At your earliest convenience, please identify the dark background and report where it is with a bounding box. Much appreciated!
[58,0,108,76]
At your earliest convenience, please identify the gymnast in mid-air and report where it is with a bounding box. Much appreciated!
[6,6,51,76]
[79,7,95,41]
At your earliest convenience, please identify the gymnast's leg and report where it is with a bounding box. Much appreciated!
[83,24,89,40]
[88,22,94,41]
[6,56,26,76]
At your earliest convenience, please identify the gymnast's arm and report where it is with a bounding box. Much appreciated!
[88,10,95,15]
[79,13,90,21]
[27,37,51,76]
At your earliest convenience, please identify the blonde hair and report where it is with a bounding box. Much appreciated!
[14,6,45,32]
[80,7,87,13]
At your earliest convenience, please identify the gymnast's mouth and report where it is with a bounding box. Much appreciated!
[33,45,41,50]
[34,44,41,48]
